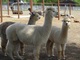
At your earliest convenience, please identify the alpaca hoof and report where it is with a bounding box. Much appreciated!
[58,59,61,60]
[58,58,62,60]
[62,58,66,60]
[19,52,24,56]
[16,57,23,60]
[62,56,66,60]
[48,54,53,57]
[4,54,7,56]
[18,57,23,60]
[2,50,7,56]
[48,55,51,57]
[52,55,55,57]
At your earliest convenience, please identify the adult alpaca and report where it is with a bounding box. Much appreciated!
[0,12,40,56]
[46,16,71,60]
[6,7,58,60]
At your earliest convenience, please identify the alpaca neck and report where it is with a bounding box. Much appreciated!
[61,24,68,38]
[28,17,36,25]
[43,12,53,33]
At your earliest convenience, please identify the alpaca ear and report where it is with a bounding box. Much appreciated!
[29,12,35,16]
[32,12,36,15]
[67,15,72,19]
[64,14,72,20]
[28,8,31,11]
[29,12,32,15]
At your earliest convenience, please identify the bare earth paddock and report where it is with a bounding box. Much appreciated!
[0,10,80,60]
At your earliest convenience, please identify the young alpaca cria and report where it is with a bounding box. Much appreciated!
[6,7,58,60]
[46,16,71,60]
[0,12,40,56]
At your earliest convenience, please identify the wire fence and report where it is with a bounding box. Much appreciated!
[2,4,80,11]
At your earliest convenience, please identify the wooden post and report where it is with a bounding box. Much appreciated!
[0,0,2,22]
[42,0,44,12]
[69,3,71,15]
[58,0,60,20]
[42,0,44,16]
[30,0,33,12]
[17,0,20,18]
[8,0,9,15]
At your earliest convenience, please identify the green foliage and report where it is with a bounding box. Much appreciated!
[34,0,57,3]
[44,0,57,3]
[74,0,80,4]
[2,0,80,6]
[2,0,7,4]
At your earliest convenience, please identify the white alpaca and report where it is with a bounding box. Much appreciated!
[46,16,71,60]
[0,12,40,56]
[6,7,58,60]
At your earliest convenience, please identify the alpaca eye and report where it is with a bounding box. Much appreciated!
[53,11,55,12]
[63,21,66,22]
[68,21,70,22]
[36,15,38,17]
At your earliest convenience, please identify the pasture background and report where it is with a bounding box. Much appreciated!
[0,8,80,60]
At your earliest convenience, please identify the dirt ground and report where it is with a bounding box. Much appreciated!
[0,10,80,60]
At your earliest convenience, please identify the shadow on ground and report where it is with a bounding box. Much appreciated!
[66,43,80,60]
[0,43,80,60]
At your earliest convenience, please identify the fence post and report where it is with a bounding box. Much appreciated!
[0,0,2,22]
[58,0,60,20]
[69,3,71,15]
[8,0,9,15]
[17,0,20,19]
[30,0,33,12]
[42,0,44,16]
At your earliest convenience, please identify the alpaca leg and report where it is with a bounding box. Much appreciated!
[61,44,66,60]
[46,39,54,57]
[19,42,24,56]
[14,42,23,60]
[6,42,15,60]
[1,38,7,56]
[33,46,41,60]
[58,51,62,60]
[50,42,54,56]
[56,44,62,60]
[46,39,51,57]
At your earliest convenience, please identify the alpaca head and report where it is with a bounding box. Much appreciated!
[46,7,58,18]
[28,8,31,12]
[62,16,71,28]
[30,12,40,21]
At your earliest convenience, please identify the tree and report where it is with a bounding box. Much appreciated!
[2,0,80,6]
[74,0,80,4]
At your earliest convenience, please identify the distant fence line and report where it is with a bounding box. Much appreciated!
[2,4,80,11]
